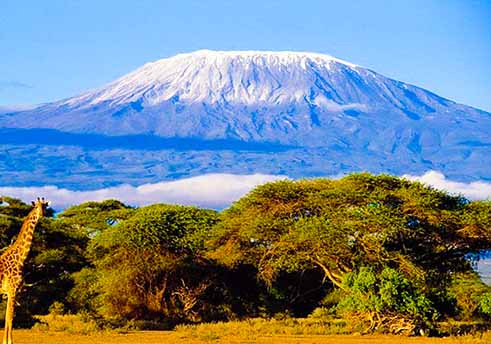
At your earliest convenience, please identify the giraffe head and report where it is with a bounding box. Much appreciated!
[31,197,50,216]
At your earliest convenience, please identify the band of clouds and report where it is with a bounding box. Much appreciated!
[0,173,287,210]
[0,171,489,210]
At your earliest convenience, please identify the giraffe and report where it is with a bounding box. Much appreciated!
[0,197,49,344]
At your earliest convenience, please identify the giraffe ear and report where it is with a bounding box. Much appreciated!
[31,201,36,206]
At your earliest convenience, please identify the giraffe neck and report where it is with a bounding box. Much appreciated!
[12,206,41,263]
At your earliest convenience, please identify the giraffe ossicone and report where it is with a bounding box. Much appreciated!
[0,197,49,344]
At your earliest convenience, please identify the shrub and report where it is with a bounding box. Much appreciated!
[71,204,227,323]
[336,267,435,334]
[33,303,99,334]
[479,292,491,317]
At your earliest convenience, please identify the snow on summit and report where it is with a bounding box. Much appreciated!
[69,50,362,107]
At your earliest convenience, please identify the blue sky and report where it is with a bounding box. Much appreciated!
[1,0,490,111]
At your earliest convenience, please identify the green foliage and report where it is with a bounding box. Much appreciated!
[0,196,45,218]
[1,173,490,333]
[18,218,89,325]
[479,293,491,316]
[0,214,22,249]
[448,272,491,320]
[67,268,102,316]
[337,267,434,326]
[105,204,218,252]
[207,173,491,328]
[70,204,224,324]
[457,201,491,250]
[0,199,88,326]
[57,199,133,237]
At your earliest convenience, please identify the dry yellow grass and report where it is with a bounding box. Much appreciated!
[10,330,491,344]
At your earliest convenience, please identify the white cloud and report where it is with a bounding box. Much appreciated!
[403,171,491,200]
[1,171,489,211]
[0,173,287,210]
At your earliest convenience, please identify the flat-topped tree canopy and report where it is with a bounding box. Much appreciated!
[209,172,491,289]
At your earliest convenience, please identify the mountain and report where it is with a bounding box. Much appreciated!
[0,50,490,188]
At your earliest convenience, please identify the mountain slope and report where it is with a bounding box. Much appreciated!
[0,50,490,187]
[2,50,489,145]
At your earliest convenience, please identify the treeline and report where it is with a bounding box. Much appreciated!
[1,173,491,334]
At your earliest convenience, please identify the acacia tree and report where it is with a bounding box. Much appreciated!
[69,204,230,324]
[208,173,491,330]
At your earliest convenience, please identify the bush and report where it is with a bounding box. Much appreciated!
[336,267,435,334]
[33,303,99,334]
[70,204,226,323]
[479,292,491,317]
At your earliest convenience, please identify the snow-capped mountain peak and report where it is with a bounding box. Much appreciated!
[1,49,489,149]
[0,49,490,187]
[66,50,363,107]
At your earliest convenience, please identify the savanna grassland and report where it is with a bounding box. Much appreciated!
[11,329,491,344]
[1,173,491,340]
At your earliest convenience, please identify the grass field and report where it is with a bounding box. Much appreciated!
[11,330,491,344]
[25,316,491,344]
